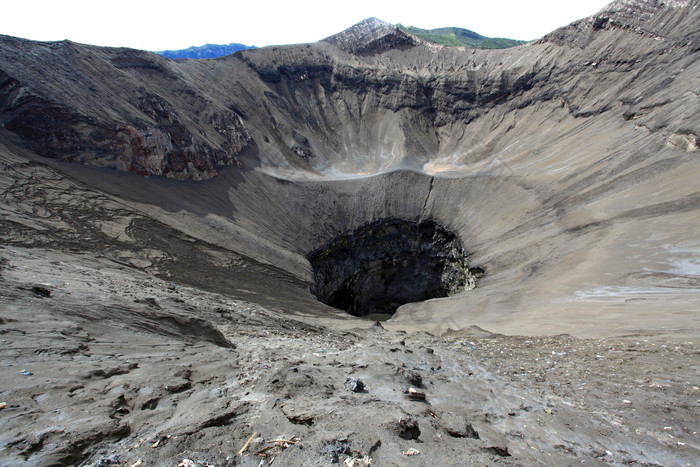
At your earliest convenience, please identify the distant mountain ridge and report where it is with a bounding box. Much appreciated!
[156,42,256,59]
[156,23,522,60]
[398,25,525,48]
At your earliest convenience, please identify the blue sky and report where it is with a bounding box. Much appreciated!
[2,0,613,50]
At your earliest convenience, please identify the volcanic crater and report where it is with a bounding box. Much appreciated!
[0,0,697,339]
[308,217,480,317]
[0,1,699,466]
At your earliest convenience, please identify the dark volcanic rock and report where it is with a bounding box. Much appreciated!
[400,369,423,387]
[308,218,475,316]
[344,377,366,392]
[0,38,250,180]
[441,413,479,439]
[390,416,421,440]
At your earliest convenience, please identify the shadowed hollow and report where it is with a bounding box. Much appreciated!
[307,218,480,317]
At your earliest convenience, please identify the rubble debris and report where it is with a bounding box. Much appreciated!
[321,438,352,463]
[441,413,479,439]
[483,446,511,457]
[92,454,120,467]
[343,455,372,466]
[344,377,365,392]
[405,387,426,401]
[391,416,421,440]
[400,369,423,387]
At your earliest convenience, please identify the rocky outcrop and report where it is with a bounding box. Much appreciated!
[541,0,699,47]
[308,218,476,316]
[1,1,697,179]
[0,37,250,180]
[323,17,424,55]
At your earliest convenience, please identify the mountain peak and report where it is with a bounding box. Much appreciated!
[324,18,422,55]
[156,42,256,60]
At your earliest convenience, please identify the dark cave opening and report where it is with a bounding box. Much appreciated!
[307,218,481,317]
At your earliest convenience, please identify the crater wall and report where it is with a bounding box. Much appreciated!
[0,0,698,335]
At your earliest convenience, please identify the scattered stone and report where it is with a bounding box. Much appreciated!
[31,285,51,297]
[92,454,120,467]
[391,416,420,440]
[406,387,427,401]
[441,413,479,439]
[343,455,372,466]
[483,446,511,457]
[344,377,365,392]
[321,438,352,463]
[400,369,423,387]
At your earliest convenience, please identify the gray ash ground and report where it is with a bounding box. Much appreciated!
[0,246,697,466]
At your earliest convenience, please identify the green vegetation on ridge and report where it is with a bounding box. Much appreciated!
[398,25,525,49]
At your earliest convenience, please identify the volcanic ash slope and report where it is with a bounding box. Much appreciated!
[2,0,697,335]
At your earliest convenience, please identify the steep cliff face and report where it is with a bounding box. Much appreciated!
[308,218,476,316]
[0,38,250,179]
[221,0,698,177]
[0,0,698,338]
[1,1,697,179]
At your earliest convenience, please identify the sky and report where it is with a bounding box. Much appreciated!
[1,0,613,51]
